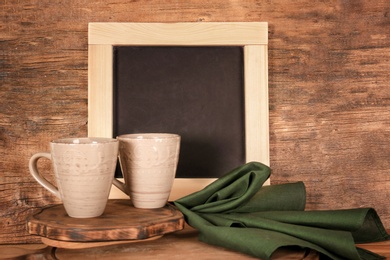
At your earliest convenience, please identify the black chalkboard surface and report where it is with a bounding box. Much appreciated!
[113,46,245,178]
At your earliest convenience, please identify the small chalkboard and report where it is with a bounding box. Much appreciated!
[113,46,245,178]
[88,22,269,198]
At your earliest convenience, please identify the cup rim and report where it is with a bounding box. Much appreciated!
[51,137,118,144]
[117,133,180,140]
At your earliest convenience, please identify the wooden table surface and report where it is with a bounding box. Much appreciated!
[1,226,390,259]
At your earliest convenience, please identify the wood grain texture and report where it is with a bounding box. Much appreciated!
[53,225,319,260]
[27,200,183,243]
[1,226,322,260]
[0,244,54,260]
[3,228,390,259]
[1,0,390,244]
[88,22,268,45]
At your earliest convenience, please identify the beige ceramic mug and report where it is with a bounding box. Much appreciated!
[113,133,180,209]
[29,137,119,218]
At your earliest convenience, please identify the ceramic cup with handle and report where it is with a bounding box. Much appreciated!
[29,137,119,218]
[113,133,180,209]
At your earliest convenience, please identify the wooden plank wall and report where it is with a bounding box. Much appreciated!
[1,0,390,244]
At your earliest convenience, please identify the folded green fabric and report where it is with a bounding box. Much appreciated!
[174,162,390,260]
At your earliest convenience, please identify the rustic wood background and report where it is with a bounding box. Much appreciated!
[1,0,390,244]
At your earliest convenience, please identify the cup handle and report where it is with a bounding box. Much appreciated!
[112,178,129,195]
[28,152,61,199]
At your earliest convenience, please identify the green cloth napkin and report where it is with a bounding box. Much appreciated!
[174,162,390,260]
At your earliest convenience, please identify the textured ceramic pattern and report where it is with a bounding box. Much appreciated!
[114,134,180,209]
[29,138,118,218]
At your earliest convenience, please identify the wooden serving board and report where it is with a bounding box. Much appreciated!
[27,199,184,248]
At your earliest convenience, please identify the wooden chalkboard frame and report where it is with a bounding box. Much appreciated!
[88,22,269,200]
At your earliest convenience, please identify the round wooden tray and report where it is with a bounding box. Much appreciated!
[27,199,184,248]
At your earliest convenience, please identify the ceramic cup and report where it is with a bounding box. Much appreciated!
[113,133,180,208]
[29,137,119,218]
